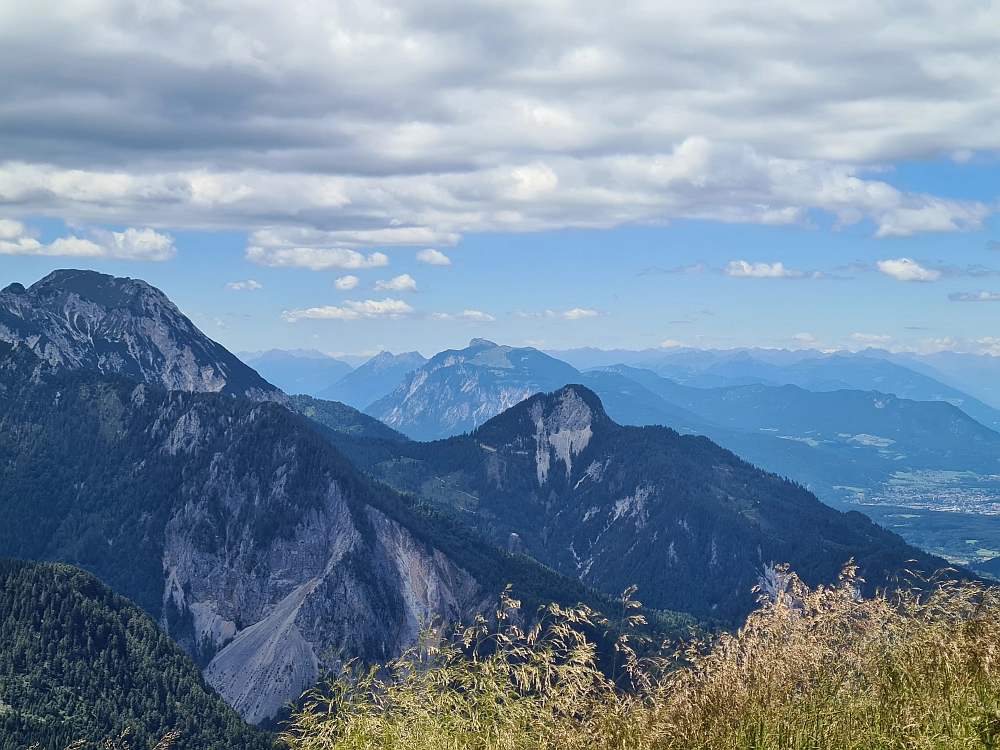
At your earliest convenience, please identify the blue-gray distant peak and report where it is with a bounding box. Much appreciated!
[316,349,429,409]
[0,269,284,402]
[365,340,582,440]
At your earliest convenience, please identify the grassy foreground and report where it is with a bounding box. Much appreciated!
[281,566,1000,750]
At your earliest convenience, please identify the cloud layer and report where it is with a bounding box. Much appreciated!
[0,220,175,260]
[1,1,998,246]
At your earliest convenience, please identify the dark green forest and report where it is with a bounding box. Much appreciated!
[0,559,271,750]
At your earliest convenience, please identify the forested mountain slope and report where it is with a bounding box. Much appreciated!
[337,385,952,622]
[0,558,270,750]
[0,342,682,723]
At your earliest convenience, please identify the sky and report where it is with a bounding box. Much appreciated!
[1,0,999,359]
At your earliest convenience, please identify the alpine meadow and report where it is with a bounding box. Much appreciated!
[3,2,1000,748]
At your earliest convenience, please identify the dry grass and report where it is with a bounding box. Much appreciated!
[281,566,1000,750]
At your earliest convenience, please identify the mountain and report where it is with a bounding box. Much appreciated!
[237,349,353,396]
[626,349,1000,428]
[290,394,409,441]
[0,558,270,750]
[610,365,1000,473]
[318,350,428,409]
[365,340,581,440]
[0,341,671,724]
[337,385,952,623]
[0,270,284,402]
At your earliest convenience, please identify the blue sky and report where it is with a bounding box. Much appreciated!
[1,1,999,359]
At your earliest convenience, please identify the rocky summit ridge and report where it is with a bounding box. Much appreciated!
[0,269,284,401]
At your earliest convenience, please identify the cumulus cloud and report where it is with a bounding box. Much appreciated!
[213,317,230,329]
[334,275,361,290]
[416,249,451,266]
[430,310,496,322]
[224,280,262,291]
[1,1,999,245]
[724,261,805,279]
[281,298,415,322]
[246,246,389,271]
[562,308,600,320]
[950,290,1000,302]
[876,258,942,282]
[0,220,175,261]
[373,274,419,292]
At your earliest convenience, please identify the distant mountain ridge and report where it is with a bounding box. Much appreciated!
[238,348,353,396]
[0,269,284,402]
[318,350,428,409]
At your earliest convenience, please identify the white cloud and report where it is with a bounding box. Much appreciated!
[792,333,816,343]
[850,333,895,346]
[514,308,600,320]
[247,246,389,271]
[724,261,803,279]
[281,298,414,322]
[373,274,419,292]
[950,290,1000,302]
[334,275,361,290]
[916,336,1000,357]
[1,1,999,245]
[416,248,451,266]
[660,340,684,348]
[430,310,496,322]
[876,258,942,282]
[213,317,229,329]
[224,279,262,291]
[0,220,175,261]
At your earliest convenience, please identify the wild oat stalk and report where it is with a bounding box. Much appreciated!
[282,567,1000,750]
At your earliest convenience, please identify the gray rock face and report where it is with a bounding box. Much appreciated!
[152,398,486,724]
[0,269,284,401]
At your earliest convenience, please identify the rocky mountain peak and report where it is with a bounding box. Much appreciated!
[469,337,498,348]
[0,269,285,402]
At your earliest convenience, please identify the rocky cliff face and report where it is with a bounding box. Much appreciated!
[152,399,487,724]
[0,270,284,401]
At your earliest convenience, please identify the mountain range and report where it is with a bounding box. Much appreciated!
[335,385,949,622]
[318,350,428,409]
[237,349,353,396]
[0,268,983,733]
